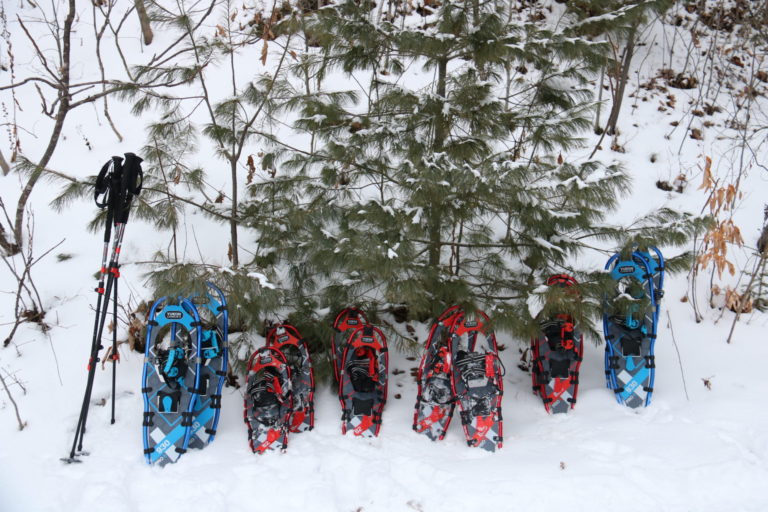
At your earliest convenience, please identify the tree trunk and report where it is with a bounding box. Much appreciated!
[10,0,76,255]
[229,157,239,267]
[605,23,637,136]
[428,57,448,268]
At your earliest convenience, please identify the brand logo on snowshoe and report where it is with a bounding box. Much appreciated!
[618,266,634,274]
[464,320,478,328]
[165,311,184,320]
[278,335,290,343]
[348,319,359,325]
[361,336,374,343]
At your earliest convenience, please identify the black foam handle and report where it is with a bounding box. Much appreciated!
[116,152,143,224]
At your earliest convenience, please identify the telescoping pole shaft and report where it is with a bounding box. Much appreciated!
[76,222,126,453]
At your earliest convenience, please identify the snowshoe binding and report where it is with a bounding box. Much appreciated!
[141,297,203,466]
[603,247,665,408]
[266,323,315,433]
[531,274,584,414]
[413,305,464,441]
[338,323,388,437]
[244,347,293,453]
[450,310,504,452]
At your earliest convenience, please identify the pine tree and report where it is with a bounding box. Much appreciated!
[240,0,705,345]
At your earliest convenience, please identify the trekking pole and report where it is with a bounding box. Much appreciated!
[66,156,122,461]
[77,222,126,451]
[64,153,142,463]
[111,274,118,424]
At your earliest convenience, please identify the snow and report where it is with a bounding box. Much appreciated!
[246,272,276,290]
[2,2,768,512]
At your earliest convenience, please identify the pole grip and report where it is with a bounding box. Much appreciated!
[116,153,143,224]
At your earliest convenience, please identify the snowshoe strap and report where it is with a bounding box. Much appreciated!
[347,359,377,382]
[456,352,487,381]
[158,347,187,386]
[200,330,220,360]
[560,322,575,350]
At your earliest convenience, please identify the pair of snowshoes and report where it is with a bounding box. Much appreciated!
[141,283,228,466]
[413,306,504,452]
[244,323,315,453]
[332,308,388,437]
[603,247,665,408]
[531,275,584,414]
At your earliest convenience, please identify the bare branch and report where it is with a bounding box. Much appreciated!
[15,16,59,83]
[0,371,26,431]
[0,76,61,92]
[0,149,9,175]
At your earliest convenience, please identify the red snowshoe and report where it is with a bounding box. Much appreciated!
[244,347,293,453]
[337,322,388,437]
[266,323,315,433]
[531,274,584,414]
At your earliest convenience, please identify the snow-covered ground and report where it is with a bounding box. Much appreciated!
[2,2,768,511]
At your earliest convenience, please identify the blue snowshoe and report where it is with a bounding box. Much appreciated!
[603,247,665,408]
[141,298,203,466]
[186,282,228,448]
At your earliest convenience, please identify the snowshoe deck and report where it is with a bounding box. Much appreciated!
[603,247,664,408]
[531,275,584,414]
[450,310,503,452]
[413,305,463,441]
[266,323,315,433]
[244,347,293,453]
[141,298,202,466]
[187,282,228,447]
[331,308,368,384]
[338,323,388,437]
